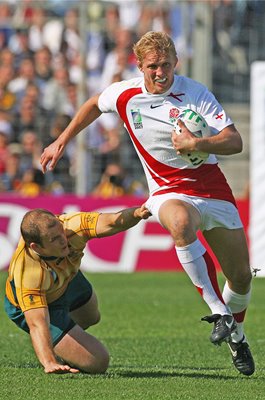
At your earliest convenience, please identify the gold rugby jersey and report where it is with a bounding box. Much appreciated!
[5,212,99,312]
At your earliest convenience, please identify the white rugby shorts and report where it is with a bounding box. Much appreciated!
[146,192,243,231]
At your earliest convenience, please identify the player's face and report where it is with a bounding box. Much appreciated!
[37,221,70,258]
[138,51,178,94]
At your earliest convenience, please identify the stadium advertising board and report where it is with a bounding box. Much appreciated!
[0,195,249,272]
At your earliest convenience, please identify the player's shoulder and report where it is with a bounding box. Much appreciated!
[174,74,209,93]
[99,77,143,110]
[9,240,43,284]
[60,212,100,234]
[107,77,143,91]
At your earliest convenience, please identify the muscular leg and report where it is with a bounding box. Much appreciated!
[55,290,109,373]
[70,291,100,329]
[158,198,254,372]
[204,227,252,341]
[159,199,230,316]
[159,199,200,246]
[54,325,109,373]
[203,227,252,294]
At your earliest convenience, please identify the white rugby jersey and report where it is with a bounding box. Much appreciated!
[98,75,236,205]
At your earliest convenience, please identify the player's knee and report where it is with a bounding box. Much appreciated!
[91,310,101,326]
[82,310,101,330]
[240,268,253,287]
[94,350,109,374]
[82,349,109,374]
[229,267,252,291]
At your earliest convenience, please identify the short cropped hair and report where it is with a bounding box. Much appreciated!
[133,31,177,65]
[20,208,57,247]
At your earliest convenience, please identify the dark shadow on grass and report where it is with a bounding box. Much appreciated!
[113,370,236,380]
[107,365,260,380]
[5,362,264,380]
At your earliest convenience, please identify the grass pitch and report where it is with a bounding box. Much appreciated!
[1,271,265,400]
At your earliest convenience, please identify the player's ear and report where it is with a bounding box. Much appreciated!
[30,242,42,253]
[137,60,143,72]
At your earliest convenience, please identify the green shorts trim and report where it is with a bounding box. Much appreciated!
[4,271,93,346]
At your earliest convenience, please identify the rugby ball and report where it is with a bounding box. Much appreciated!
[174,109,210,167]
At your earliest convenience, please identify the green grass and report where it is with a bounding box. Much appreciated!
[1,271,265,400]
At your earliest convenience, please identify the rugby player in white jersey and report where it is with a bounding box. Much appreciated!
[40,31,254,376]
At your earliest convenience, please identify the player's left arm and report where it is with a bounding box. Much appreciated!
[95,205,151,237]
[172,121,242,156]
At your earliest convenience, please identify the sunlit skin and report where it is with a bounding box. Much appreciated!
[31,220,70,258]
[137,51,178,94]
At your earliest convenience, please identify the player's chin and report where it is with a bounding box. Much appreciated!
[154,81,170,93]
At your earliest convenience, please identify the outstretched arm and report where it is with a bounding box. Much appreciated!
[40,94,102,173]
[24,307,79,374]
[96,204,152,237]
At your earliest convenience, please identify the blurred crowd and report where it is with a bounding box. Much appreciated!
[0,0,262,197]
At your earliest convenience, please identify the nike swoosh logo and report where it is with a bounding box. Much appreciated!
[225,320,235,329]
[227,343,237,358]
[150,104,164,109]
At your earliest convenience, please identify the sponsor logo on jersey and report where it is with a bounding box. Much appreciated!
[150,104,164,109]
[150,101,172,109]
[169,107,180,123]
[131,109,143,129]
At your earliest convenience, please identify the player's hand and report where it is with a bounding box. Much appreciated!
[40,139,66,173]
[134,204,152,220]
[44,361,80,374]
[172,119,196,154]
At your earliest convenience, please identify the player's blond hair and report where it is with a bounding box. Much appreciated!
[133,31,177,64]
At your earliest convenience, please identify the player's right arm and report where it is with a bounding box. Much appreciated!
[40,94,102,173]
[24,307,79,374]
[95,204,151,237]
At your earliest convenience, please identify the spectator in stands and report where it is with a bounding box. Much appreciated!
[8,27,34,68]
[19,130,42,174]
[33,46,53,90]
[0,143,22,192]
[0,2,14,49]
[101,3,120,53]
[8,57,36,101]
[24,82,41,105]
[42,66,71,115]
[0,63,16,112]
[85,112,122,189]
[212,0,248,75]
[12,96,39,141]
[137,2,170,38]
[100,27,140,90]
[64,82,78,116]
[92,162,126,198]
[45,113,74,193]
[17,167,44,197]
[92,161,147,198]
[0,130,10,174]
[60,8,81,68]
[0,47,14,67]
[27,6,47,52]
[0,110,13,141]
